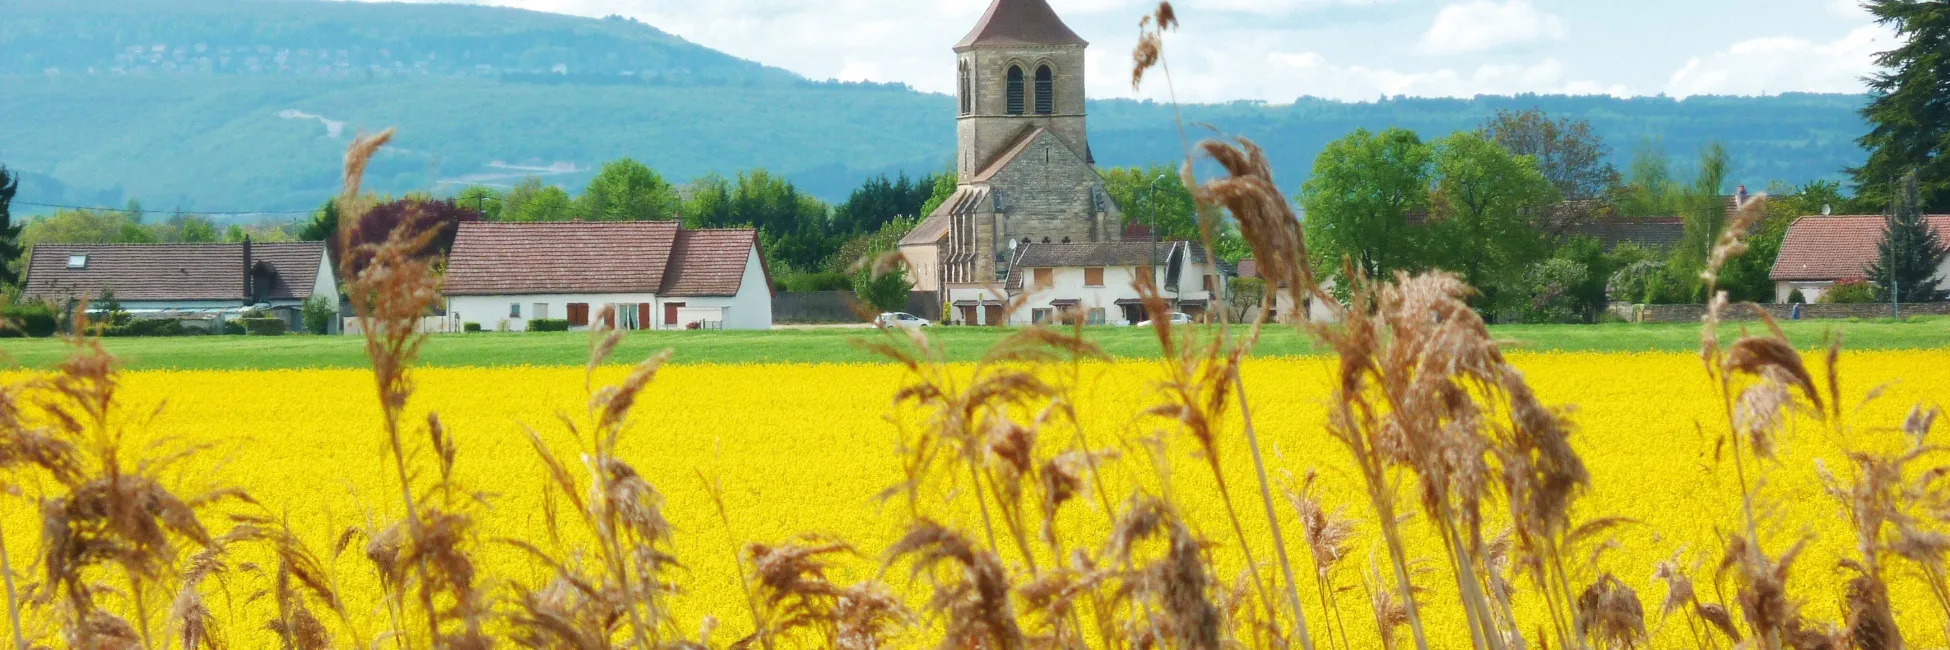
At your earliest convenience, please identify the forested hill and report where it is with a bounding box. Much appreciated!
[0,0,1870,217]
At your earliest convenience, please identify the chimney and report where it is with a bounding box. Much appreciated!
[241,236,254,304]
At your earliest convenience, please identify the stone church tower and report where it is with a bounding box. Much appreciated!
[900,0,1122,298]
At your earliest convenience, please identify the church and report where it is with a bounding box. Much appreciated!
[900,0,1167,325]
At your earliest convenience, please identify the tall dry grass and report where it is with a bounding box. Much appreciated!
[0,3,1945,650]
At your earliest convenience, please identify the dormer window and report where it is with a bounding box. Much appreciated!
[66,254,88,269]
[1006,65,1025,115]
[1035,65,1054,114]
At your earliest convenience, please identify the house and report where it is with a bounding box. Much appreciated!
[442,221,773,331]
[21,240,337,331]
[1233,257,1340,323]
[994,241,1224,326]
[1770,214,1950,303]
[900,0,1127,317]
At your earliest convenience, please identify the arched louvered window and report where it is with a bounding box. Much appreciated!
[1035,65,1054,114]
[1006,65,1025,115]
[958,60,972,115]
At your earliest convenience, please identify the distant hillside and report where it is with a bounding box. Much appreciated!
[0,0,1872,218]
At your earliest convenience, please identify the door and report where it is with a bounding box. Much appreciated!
[638,303,651,331]
[959,305,976,325]
[664,302,686,327]
[983,305,1003,326]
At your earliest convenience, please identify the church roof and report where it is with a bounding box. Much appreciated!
[956,0,1088,49]
[900,214,953,246]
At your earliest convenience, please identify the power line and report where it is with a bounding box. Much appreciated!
[12,200,315,217]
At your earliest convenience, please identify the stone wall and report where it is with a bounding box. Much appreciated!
[1628,302,1950,323]
[957,44,1087,178]
[772,291,942,324]
[989,129,1109,244]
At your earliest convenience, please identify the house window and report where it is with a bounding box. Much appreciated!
[1087,308,1106,325]
[1006,65,1025,115]
[1034,268,1053,288]
[533,303,549,320]
[1034,65,1054,114]
[566,303,590,327]
[1031,308,1052,324]
[66,254,88,269]
[1084,268,1105,287]
[509,303,521,318]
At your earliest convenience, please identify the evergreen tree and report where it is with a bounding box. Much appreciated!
[1866,173,1948,302]
[299,199,340,242]
[1853,0,1950,211]
[0,166,20,288]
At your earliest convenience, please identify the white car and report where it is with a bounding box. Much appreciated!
[1134,312,1195,327]
[876,312,932,328]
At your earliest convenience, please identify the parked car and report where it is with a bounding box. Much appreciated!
[1134,312,1195,327]
[876,312,931,328]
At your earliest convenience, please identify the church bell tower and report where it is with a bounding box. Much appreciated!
[954,0,1093,178]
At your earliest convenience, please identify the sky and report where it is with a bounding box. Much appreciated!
[350,0,1891,103]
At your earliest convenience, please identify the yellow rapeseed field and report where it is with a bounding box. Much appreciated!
[2,350,1946,648]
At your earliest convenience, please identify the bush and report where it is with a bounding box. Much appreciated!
[105,318,187,337]
[463,321,483,333]
[223,320,246,335]
[1520,258,1591,324]
[1820,278,1880,304]
[0,304,59,338]
[528,318,571,332]
[1787,288,1807,304]
[301,295,336,334]
[239,317,288,336]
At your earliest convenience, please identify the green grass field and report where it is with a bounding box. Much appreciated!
[3,317,1946,371]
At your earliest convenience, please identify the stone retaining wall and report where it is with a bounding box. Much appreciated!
[1627,302,1950,323]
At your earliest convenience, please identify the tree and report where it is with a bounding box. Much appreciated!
[578,158,680,221]
[1518,258,1590,324]
[831,172,938,235]
[20,208,148,246]
[1103,163,1199,241]
[1670,143,1731,300]
[336,198,482,276]
[455,186,505,221]
[1225,276,1266,322]
[0,166,21,288]
[1299,127,1434,282]
[917,172,959,218]
[1616,139,1678,218]
[854,262,913,314]
[224,224,249,242]
[1428,131,1556,309]
[1853,0,1950,211]
[1482,109,1620,232]
[1866,173,1948,302]
[505,177,576,221]
[299,199,340,242]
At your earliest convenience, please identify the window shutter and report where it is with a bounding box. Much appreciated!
[1034,268,1053,288]
[1006,66,1024,115]
[568,303,589,326]
[1034,66,1054,114]
[1084,268,1104,286]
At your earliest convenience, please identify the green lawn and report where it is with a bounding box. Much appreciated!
[3,317,1946,371]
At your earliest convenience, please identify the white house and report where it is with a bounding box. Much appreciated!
[1234,257,1338,323]
[978,241,1225,326]
[22,240,338,331]
[443,221,773,331]
[1770,214,1950,303]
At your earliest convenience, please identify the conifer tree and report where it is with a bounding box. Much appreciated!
[0,166,21,288]
[1866,173,1948,303]
[1853,0,1950,211]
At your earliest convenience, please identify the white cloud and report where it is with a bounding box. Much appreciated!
[1667,25,1887,97]
[1418,0,1566,55]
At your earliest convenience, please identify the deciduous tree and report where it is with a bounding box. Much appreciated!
[1299,127,1433,282]
[1429,131,1556,307]
[579,158,680,221]
[1483,109,1620,232]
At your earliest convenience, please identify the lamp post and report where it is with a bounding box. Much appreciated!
[1145,173,1169,288]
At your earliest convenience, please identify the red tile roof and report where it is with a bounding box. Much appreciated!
[659,229,762,297]
[444,221,678,295]
[1771,215,1950,281]
[956,0,1087,48]
[444,221,763,297]
[22,241,326,303]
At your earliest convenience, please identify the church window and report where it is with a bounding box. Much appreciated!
[1035,65,1054,114]
[958,60,972,115]
[1006,65,1025,115]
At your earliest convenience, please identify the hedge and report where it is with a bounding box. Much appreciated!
[463,321,483,333]
[0,305,59,338]
[528,318,570,332]
[105,318,188,337]
[239,317,288,336]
